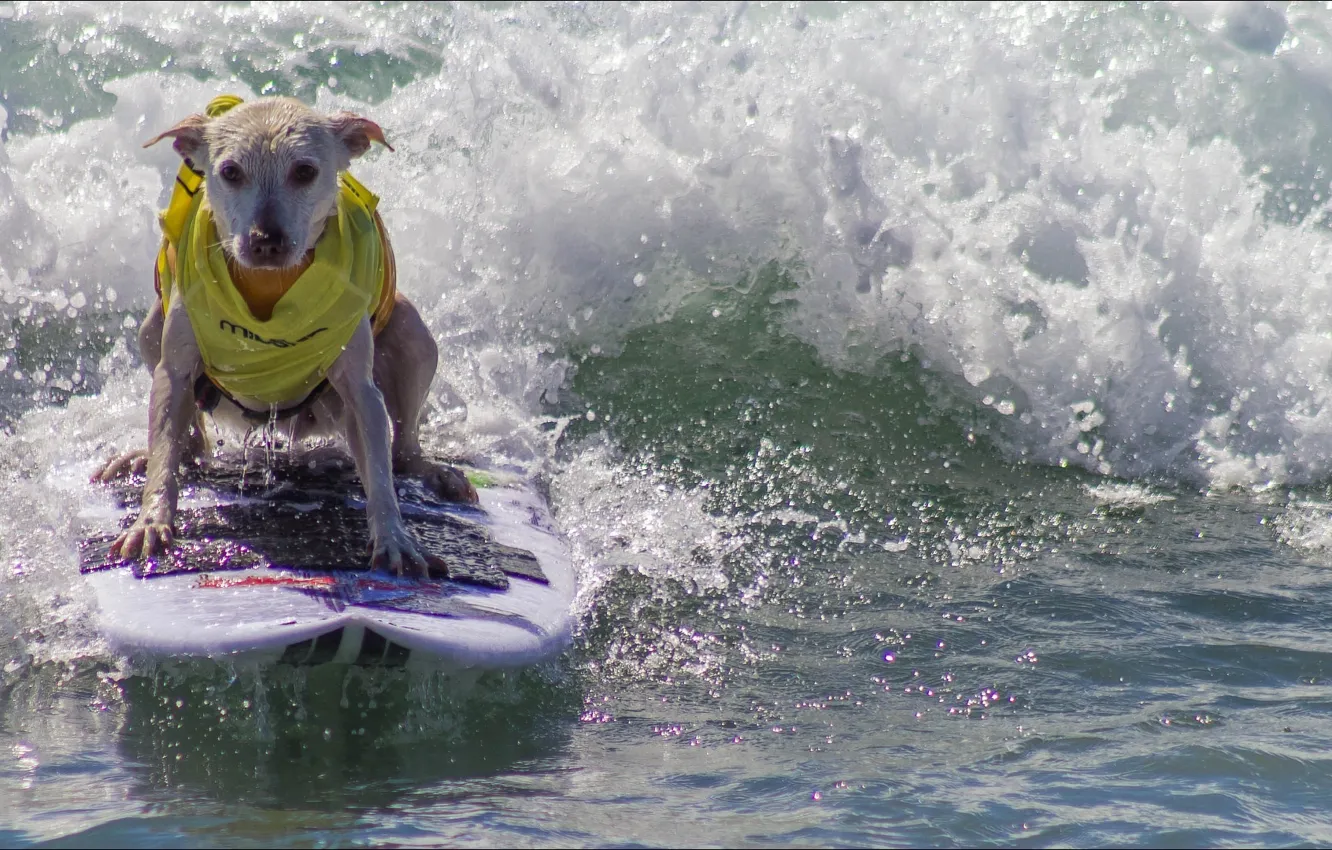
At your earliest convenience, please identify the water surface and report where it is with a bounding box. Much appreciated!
[4,2,1332,846]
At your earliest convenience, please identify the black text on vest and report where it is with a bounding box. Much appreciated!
[219,320,328,349]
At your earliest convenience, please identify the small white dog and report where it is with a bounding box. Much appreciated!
[96,96,476,576]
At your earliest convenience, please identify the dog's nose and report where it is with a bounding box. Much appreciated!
[248,226,288,259]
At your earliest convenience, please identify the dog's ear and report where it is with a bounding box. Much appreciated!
[329,112,394,159]
[143,113,210,162]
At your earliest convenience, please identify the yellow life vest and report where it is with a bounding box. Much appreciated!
[155,95,396,408]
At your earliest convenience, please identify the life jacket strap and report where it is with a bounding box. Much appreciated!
[194,372,331,424]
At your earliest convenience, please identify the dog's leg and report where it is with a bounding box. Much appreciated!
[109,296,202,558]
[327,316,448,576]
[96,418,207,481]
[372,296,478,504]
[94,305,206,482]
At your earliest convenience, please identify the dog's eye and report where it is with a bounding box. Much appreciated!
[218,162,243,184]
[291,163,319,185]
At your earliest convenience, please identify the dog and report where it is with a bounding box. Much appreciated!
[94,95,477,577]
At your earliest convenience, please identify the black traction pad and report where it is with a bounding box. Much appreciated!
[81,458,548,589]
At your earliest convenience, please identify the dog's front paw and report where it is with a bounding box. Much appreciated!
[110,518,174,559]
[369,525,449,579]
[92,449,149,483]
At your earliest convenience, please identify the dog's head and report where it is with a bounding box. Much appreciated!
[146,97,392,269]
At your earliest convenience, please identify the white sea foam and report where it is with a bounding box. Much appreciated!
[1,2,1330,489]
[1083,482,1177,509]
[1275,496,1332,561]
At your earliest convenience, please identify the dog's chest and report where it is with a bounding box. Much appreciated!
[225,255,315,321]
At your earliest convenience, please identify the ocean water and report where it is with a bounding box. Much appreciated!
[4,0,1332,845]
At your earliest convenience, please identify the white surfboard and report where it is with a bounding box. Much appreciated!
[78,461,575,672]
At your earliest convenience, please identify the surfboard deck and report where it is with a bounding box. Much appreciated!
[78,458,575,671]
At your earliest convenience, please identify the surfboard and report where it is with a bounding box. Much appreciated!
[78,458,575,671]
